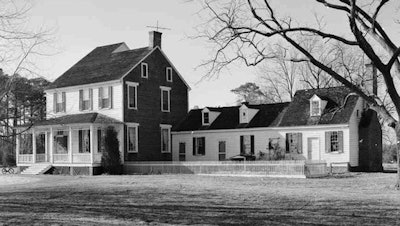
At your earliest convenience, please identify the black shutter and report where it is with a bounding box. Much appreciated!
[297,133,303,154]
[193,137,196,155]
[89,88,93,110]
[285,133,290,153]
[53,93,57,112]
[79,90,83,111]
[240,136,244,155]
[62,92,66,112]
[201,137,205,155]
[109,86,113,109]
[98,87,102,109]
[78,130,82,153]
[338,131,344,153]
[250,135,254,155]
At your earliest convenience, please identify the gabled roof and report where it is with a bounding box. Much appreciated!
[275,86,359,127]
[173,86,360,132]
[172,102,289,132]
[33,113,123,126]
[47,43,152,89]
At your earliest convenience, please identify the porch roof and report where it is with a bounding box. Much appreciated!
[32,113,123,126]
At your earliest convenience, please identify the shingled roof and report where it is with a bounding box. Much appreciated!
[275,86,359,127]
[173,86,360,132]
[33,113,123,126]
[172,102,290,132]
[47,43,152,89]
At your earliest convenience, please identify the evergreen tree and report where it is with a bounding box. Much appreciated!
[101,126,122,174]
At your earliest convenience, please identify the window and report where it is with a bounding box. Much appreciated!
[97,129,104,153]
[54,92,66,113]
[311,100,320,116]
[326,131,343,153]
[78,129,91,153]
[160,125,171,153]
[127,125,138,153]
[54,131,68,154]
[99,86,113,109]
[203,112,209,125]
[141,62,148,78]
[241,110,247,123]
[218,141,226,161]
[127,82,138,109]
[160,86,171,112]
[79,89,93,111]
[166,67,173,82]
[179,142,186,161]
[285,133,302,154]
[193,137,205,156]
[240,135,254,155]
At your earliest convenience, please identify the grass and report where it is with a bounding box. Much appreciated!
[0,173,400,225]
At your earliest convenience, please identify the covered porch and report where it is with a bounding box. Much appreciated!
[16,113,124,167]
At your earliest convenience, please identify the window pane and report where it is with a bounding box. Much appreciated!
[54,131,68,154]
[312,101,320,115]
[128,127,137,152]
[79,130,90,153]
[162,90,169,111]
[161,128,169,152]
[203,112,209,124]
[330,131,338,152]
[129,86,136,108]
[97,129,104,153]
[179,142,185,161]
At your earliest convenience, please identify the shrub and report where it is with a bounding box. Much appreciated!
[101,126,122,175]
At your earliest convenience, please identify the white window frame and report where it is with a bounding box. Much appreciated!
[98,86,112,109]
[160,86,171,112]
[127,123,139,153]
[160,124,172,153]
[55,92,65,113]
[166,67,173,82]
[203,112,210,125]
[310,100,321,116]
[127,82,139,110]
[141,62,148,78]
[80,89,92,111]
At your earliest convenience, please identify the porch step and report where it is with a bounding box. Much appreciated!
[21,163,52,175]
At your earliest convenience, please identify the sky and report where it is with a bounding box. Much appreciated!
[21,0,400,109]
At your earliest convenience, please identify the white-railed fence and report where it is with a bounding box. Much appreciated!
[124,160,327,178]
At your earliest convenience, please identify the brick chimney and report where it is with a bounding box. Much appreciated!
[149,31,162,49]
[364,60,378,95]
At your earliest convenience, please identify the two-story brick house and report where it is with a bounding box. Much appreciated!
[16,31,190,175]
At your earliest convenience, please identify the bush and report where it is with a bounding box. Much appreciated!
[1,140,15,166]
[101,126,122,175]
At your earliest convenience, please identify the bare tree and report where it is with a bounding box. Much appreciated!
[198,0,400,187]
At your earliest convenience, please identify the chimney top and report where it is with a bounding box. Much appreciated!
[149,31,162,49]
[364,60,378,95]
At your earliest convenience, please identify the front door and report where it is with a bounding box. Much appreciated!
[307,138,320,160]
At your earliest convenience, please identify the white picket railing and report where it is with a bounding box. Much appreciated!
[72,154,91,163]
[123,160,327,178]
[36,154,46,162]
[53,154,69,163]
[18,154,33,163]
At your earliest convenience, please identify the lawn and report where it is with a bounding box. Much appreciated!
[0,173,400,225]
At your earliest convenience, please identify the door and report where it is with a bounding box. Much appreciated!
[307,138,320,160]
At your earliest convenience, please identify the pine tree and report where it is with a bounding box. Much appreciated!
[101,126,122,174]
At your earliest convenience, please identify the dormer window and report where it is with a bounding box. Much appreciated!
[311,100,320,116]
[241,110,248,123]
[239,104,258,124]
[203,112,209,124]
[310,94,327,117]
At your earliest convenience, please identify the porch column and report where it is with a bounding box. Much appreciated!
[16,130,20,165]
[90,125,94,164]
[69,126,73,163]
[44,132,48,162]
[32,128,36,163]
[49,127,54,163]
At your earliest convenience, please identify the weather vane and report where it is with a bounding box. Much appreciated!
[146,21,171,32]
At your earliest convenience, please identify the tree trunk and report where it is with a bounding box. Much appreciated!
[395,125,400,189]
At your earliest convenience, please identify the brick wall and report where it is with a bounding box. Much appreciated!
[123,48,188,161]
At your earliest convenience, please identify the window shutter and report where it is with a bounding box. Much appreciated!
[285,133,289,153]
[53,93,57,112]
[109,86,113,109]
[193,137,196,155]
[79,90,83,111]
[98,87,102,109]
[62,92,66,112]
[250,135,255,155]
[297,133,302,154]
[201,137,205,155]
[89,88,93,110]
[325,132,331,153]
[240,136,244,155]
[78,130,82,153]
[338,131,344,153]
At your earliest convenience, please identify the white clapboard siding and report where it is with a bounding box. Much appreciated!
[46,82,123,121]
[348,97,363,167]
[172,125,351,165]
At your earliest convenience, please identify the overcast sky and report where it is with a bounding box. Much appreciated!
[25,0,399,109]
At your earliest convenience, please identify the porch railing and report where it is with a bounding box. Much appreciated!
[94,154,102,163]
[72,154,91,163]
[18,154,33,163]
[53,154,70,163]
